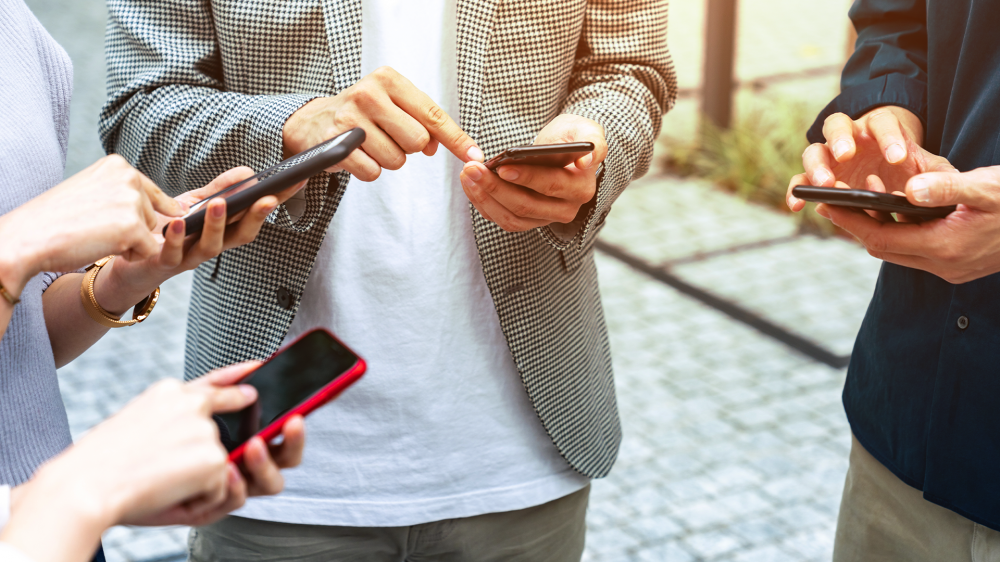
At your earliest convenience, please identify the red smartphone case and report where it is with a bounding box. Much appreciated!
[227,328,367,463]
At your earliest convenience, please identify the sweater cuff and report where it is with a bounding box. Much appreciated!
[807,74,928,144]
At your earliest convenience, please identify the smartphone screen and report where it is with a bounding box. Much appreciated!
[216,330,362,452]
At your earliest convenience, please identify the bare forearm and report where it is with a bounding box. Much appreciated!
[2,467,112,562]
[43,262,152,368]
[43,274,111,367]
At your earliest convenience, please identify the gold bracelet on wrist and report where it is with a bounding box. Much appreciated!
[79,256,159,328]
[0,279,19,306]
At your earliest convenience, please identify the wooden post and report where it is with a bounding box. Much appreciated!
[702,0,738,130]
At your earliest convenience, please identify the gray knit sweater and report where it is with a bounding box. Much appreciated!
[0,0,75,485]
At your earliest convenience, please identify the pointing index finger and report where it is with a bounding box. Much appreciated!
[388,80,482,163]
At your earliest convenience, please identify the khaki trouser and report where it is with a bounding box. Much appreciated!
[834,435,1000,562]
[188,485,588,562]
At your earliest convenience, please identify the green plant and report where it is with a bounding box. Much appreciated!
[661,100,834,235]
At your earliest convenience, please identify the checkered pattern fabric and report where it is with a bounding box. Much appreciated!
[101,0,676,478]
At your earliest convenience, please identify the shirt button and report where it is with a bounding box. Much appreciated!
[957,315,969,330]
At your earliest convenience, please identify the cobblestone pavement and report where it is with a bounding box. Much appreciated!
[23,0,878,560]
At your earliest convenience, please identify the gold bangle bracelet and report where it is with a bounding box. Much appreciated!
[79,256,159,328]
[0,280,19,306]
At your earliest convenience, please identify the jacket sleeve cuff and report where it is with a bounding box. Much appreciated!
[538,92,655,253]
[806,74,928,144]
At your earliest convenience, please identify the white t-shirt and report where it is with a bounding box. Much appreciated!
[236,0,588,527]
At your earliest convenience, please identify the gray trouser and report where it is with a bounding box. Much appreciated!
[834,435,1000,562]
[188,485,589,562]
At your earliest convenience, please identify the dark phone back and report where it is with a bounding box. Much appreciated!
[485,142,595,170]
[174,128,366,236]
[792,186,955,219]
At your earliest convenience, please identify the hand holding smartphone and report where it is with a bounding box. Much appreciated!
[216,328,366,463]
[792,185,956,219]
[171,128,366,236]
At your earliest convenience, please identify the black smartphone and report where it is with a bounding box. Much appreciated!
[215,328,366,463]
[171,127,366,236]
[792,185,956,219]
[485,142,595,171]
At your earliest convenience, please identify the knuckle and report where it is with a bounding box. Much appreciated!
[372,65,398,83]
[498,215,523,232]
[509,202,532,218]
[405,130,431,153]
[465,185,486,205]
[425,104,448,127]
[936,245,961,265]
[106,153,129,168]
[362,165,381,182]
[864,233,888,255]
[559,208,579,223]
[351,84,378,108]
[152,379,181,395]
[866,109,889,123]
[823,113,842,129]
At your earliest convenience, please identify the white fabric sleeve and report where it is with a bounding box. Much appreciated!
[0,543,37,562]
[0,485,9,533]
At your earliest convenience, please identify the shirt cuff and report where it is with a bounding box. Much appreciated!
[0,543,36,562]
[806,74,928,144]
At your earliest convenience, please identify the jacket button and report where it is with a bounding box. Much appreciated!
[276,287,293,310]
[957,315,969,330]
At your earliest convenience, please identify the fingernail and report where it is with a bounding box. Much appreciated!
[816,205,830,219]
[465,165,483,182]
[812,170,831,185]
[262,202,278,215]
[833,141,851,160]
[911,178,932,202]
[886,143,906,164]
[212,202,226,218]
[579,153,594,169]
[171,219,184,234]
[239,384,257,400]
[787,196,799,210]
[467,146,484,162]
[498,167,518,181]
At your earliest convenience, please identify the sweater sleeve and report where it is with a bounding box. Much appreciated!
[806,0,928,144]
[538,0,677,253]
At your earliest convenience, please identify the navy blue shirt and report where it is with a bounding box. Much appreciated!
[809,0,1000,530]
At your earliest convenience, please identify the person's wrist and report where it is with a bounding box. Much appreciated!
[282,97,330,158]
[282,102,312,158]
[23,460,118,534]
[92,257,160,317]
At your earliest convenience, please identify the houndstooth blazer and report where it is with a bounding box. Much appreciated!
[100,0,676,479]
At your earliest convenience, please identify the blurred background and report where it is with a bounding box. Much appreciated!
[24,0,877,560]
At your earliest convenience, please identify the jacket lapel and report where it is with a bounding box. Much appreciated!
[456,0,501,142]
